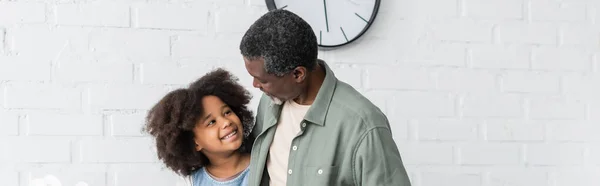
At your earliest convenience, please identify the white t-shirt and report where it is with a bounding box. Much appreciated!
[266,100,311,186]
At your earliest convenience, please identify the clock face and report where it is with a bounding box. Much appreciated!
[265,0,380,48]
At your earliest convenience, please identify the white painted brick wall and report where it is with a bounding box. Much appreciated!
[55,3,130,27]
[133,3,209,30]
[0,0,598,186]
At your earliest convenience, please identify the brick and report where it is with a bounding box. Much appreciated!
[89,85,168,110]
[171,35,241,60]
[416,118,478,141]
[459,144,521,165]
[5,83,81,110]
[591,102,600,121]
[531,0,587,22]
[134,3,208,30]
[591,53,600,69]
[0,56,51,81]
[392,91,455,117]
[363,91,395,113]
[213,0,245,6]
[370,16,410,40]
[2,137,71,163]
[553,167,600,186]
[528,96,585,120]
[462,93,523,118]
[526,144,585,165]
[596,3,600,25]
[141,62,212,85]
[430,19,493,43]
[110,164,182,186]
[501,71,560,93]
[470,44,530,69]
[248,0,266,6]
[396,142,454,165]
[421,172,481,186]
[89,28,170,61]
[561,24,600,47]
[0,2,45,25]
[111,114,146,136]
[23,164,107,186]
[396,0,459,19]
[9,26,90,60]
[0,28,4,54]
[366,66,435,90]
[55,3,130,27]
[388,117,408,141]
[487,168,549,186]
[331,38,399,64]
[465,0,523,19]
[399,43,466,67]
[79,138,156,163]
[546,120,599,142]
[0,84,4,108]
[532,46,591,71]
[561,73,600,102]
[57,62,133,83]
[590,147,600,165]
[497,22,557,45]
[215,6,263,34]
[0,112,19,136]
[437,68,498,93]
[533,47,592,71]
[0,166,18,186]
[331,65,362,90]
[485,119,544,141]
[27,113,103,136]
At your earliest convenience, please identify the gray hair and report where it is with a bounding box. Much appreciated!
[239,9,318,76]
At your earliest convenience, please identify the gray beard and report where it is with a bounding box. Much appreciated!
[270,96,283,105]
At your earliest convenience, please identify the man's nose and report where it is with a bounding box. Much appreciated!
[252,79,260,89]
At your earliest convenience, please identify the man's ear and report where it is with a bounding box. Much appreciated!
[293,67,307,83]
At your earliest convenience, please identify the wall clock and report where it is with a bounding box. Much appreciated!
[265,0,381,49]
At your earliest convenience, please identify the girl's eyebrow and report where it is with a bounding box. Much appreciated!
[200,105,228,122]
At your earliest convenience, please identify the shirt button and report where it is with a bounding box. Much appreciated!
[317,169,323,174]
[292,146,297,151]
[288,169,293,175]
[301,122,306,127]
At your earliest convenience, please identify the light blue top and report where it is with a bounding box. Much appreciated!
[191,166,249,186]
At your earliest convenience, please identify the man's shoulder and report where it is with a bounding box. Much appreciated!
[255,93,272,115]
[330,81,389,128]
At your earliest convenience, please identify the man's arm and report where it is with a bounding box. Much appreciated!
[352,127,412,186]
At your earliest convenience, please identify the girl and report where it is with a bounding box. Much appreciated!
[144,68,254,186]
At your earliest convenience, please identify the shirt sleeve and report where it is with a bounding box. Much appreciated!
[352,127,412,186]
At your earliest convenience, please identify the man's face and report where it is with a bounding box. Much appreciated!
[243,57,297,104]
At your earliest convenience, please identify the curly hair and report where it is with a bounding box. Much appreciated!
[239,9,318,76]
[144,68,255,176]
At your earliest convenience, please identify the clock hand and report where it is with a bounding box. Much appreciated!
[323,0,329,32]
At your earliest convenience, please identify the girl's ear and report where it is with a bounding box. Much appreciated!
[195,142,203,151]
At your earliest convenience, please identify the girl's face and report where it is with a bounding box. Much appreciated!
[192,95,244,155]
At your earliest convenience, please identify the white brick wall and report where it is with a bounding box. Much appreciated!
[0,0,598,186]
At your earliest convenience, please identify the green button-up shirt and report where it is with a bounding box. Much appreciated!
[247,61,412,186]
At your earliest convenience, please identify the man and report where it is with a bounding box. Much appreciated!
[239,9,411,186]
